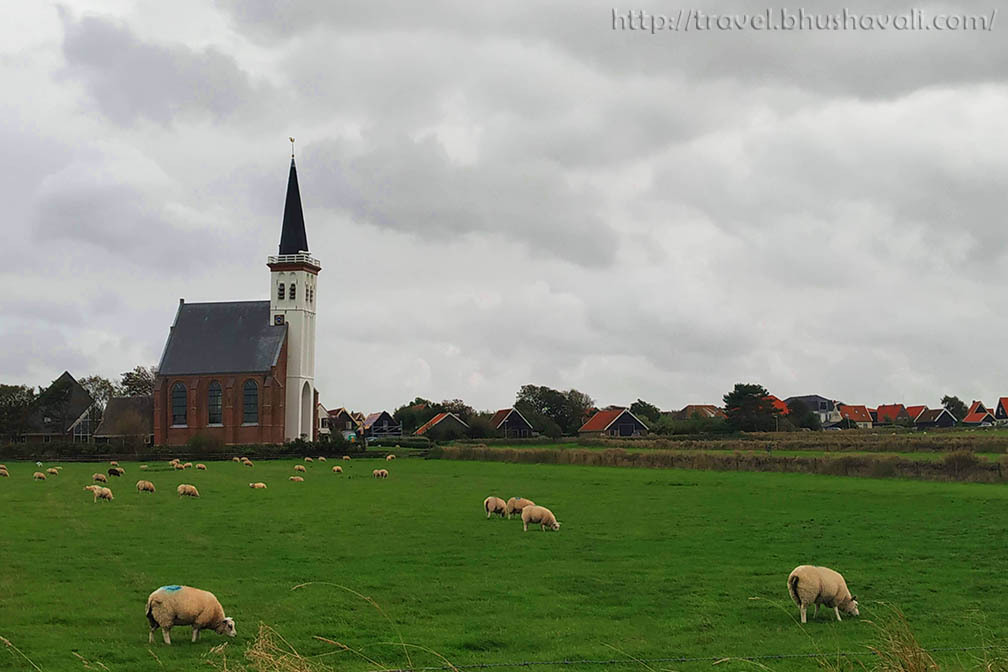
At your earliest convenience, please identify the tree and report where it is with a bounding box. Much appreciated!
[515,384,595,435]
[79,375,121,416]
[786,399,822,431]
[120,366,156,397]
[630,398,661,424]
[466,413,494,439]
[441,399,476,423]
[941,395,968,421]
[0,384,36,440]
[563,389,595,431]
[723,383,777,432]
[393,397,440,434]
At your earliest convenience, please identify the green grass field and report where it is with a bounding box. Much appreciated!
[1,457,1006,671]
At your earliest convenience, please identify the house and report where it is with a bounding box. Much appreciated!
[328,407,361,440]
[578,408,649,438]
[414,412,469,439]
[836,404,873,429]
[488,408,534,438]
[905,405,927,422]
[676,404,727,420]
[784,395,841,426]
[765,395,790,415]
[362,411,402,439]
[22,371,97,442]
[962,401,995,426]
[317,402,330,439]
[914,407,957,429]
[868,407,878,423]
[153,154,321,446]
[875,404,910,425]
[995,398,1008,423]
[93,396,154,446]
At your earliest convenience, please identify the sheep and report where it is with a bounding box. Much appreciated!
[139,465,148,470]
[145,585,236,645]
[46,468,59,476]
[108,467,122,477]
[182,462,193,470]
[0,469,8,478]
[372,469,380,478]
[109,460,119,467]
[386,454,396,461]
[92,473,108,483]
[506,497,535,519]
[483,496,507,518]
[289,476,304,482]
[169,459,180,466]
[248,482,267,489]
[332,466,343,474]
[521,505,561,532]
[342,455,351,461]
[0,464,6,470]
[176,484,200,498]
[33,471,46,480]
[136,480,156,494]
[242,459,254,467]
[317,456,326,462]
[787,565,859,623]
[232,456,241,463]
[376,469,389,479]
[196,464,207,471]
[174,463,185,470]
[304,457,313,463]
[294,464,307,473]
[95,486,114,502]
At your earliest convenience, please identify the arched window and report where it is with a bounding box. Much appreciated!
[171,383,187,426]
[277,283,285,300]
[207,381,222,425]
[289,282,296,301]
[243,380,259,424]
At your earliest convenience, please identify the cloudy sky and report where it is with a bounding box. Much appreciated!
[2,1,1006,412]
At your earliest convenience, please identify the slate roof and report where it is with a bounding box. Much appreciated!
[24,371,95,435]
[157,301,286,376]
[93,396,154,437]
[489,408,533,430]
[784,395,836,413]
[915,408,955,425]
[279,158,309,255]
[363,411,394,429]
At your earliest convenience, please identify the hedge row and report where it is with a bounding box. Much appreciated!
[431,444,1008,484]
[0,439,407,462]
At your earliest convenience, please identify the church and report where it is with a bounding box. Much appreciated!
[153,151,321,446]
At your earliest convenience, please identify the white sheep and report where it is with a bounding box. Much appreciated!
[136,480,156,494]
[182,462,193,469]
[378,469,389,478]
[787,565,860,623]
[196,464,207,471]
[92,472,108,483]
[483,496,507,518]
[317,456,326,462]
[84,485,113,502]
[249,482,267,489]
[289,475,304,482]
[506,497,535,519]
[521,505,561,532]
[342,455,351,461]
[176,484,200,498]
[46,467,59,476]
[294,464,307,473]
[33,471,46,480]
[232,456,241,463]
[332,466,343,474]
[304,457,313,463]
[109,461,119,467]
[145,585,236,645]
[386,454,397,461]
[0,469,8,478]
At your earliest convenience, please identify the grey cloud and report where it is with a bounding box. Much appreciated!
[59,9,266,124]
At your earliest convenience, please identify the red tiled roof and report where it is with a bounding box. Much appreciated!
[579,409,624,432]
[999,398,1008,417]
[967,400,988,415]
[876,404,907,423]
[414,412,468,436]
[489,409,511,429]
[963,401,994,424]
[838,404,873,423]
[765,395,790,416]
[905,405,927,420]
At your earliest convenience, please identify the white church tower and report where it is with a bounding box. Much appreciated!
[268,143,321,441]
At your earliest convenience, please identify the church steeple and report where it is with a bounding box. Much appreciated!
[279,155,310,255]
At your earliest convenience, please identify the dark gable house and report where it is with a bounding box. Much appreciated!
[93,395,154,446]
[914,408,957,429]
[489,407,534,438]
[578,408,649,438]
[23,371,96,442]
[362,411,402,439]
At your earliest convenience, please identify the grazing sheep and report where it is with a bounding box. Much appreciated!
[248,482,267,489]
[787,565,859,623]
[182,462,193,470]
[342,455,351,461]
[294,464,307,473]
[304,457,313,463]
[521,505,561,532]
[46,468,59,476]
[289,476,304,482]
[176,484,200,498]
[174,463,185,470]
[140,465,148,470]
[0,469,8,478]
[110,461,119,467]
[33,471,46,480]
[373,469,388,479]
[0,464,6,470]
[108,467,122,477]
[145,585,236,645]
[483,496,507,518]
[386,454,396,461]
[332,466,343,474]
[232,456,241,463]
[169,459,180,466]
[372,469,380,478]
[196,464,207,470]
[95,486,114,502]
[136,480,156,494]
[242,460,254,467]
[92,473,108,483]
[84,484,100,493]
[317,456,326,462]
[506,497,536,519]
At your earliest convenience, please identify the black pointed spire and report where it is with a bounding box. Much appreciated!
[279,157,309,255]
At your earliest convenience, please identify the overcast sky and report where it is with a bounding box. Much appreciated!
[2,1,1006,412]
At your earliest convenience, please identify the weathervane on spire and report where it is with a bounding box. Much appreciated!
[289,136,295,158]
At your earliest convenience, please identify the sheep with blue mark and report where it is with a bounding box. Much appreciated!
[145,585,236,645]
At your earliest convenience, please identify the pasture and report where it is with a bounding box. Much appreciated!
[1,457,1006,671]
